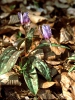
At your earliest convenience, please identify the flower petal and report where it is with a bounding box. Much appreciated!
[18,12,23,24]
[23,12,30,24]
[42,25,49,39]
[46,25,52,38]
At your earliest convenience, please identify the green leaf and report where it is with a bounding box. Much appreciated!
[0,46,16,62]
[68,56,75,60]
[25,28,35,52]
[51,43,70,49]
[36,42,49,49]
[22,57,38,95]
[26,28,34,39]
[33,58,51,81]
[36,42,70,49]
[33,0,39,8]
[17,31,22,38]
[26,38,32,52]
[0,46,23,75]
[68,65,75,72]
[10,5,16,10]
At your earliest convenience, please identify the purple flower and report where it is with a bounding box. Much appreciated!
[18,12,30,25]
[42,25,52,39]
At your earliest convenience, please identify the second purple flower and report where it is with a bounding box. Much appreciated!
[42,25,52,39]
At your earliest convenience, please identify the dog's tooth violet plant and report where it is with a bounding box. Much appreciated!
[0,13,52,95]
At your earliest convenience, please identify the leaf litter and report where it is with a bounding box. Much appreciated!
[0,0,75,100]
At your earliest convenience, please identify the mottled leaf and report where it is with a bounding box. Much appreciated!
[0,46,16,63]
[33,58,51,81]
[22,57,38,94]
[0,46,23,75]
[26,28,34,39]
[36,42,69,49]
[36,42,49,48]
[25,28,35,52]
[51,43,70,49]
[26,38,32,52]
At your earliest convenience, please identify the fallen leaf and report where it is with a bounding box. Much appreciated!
[29,14,47,24]
[0,26,20,35]
[38,89,56,100]
[46,60,62,65]
[68,70,75,81]
[50,36,66,55]
[60,27,72,43]
[39,79,56,88]
[60,72,75,100]
[54,0,69,8]
[3,35,11,46]
[67,7,75,16]
[1,0,23,4]
[8,15,19,24]
[28,11,41,16]
[1,5,12,12]
[0,71,21,86]
[0,12,10,19]
[44,51,56,60]
[53,65,63,73]
[19,25,25,35]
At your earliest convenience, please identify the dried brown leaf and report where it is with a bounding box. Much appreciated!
[67,7,75,16]
[59,0,73,4]
[1,5,12,12]
[50,36,65,55]
[39,79,56,88]
[68,71,75,81]
[54,0,69,8]
[38,89,56,100]
[60,27,72,43]
[28,11,41,16]
[0,26,20,35]
[10,33,18,45]
[0,12,10,19]
[1,0,23,4]
[44,51,56,60]
[29,14,47,24]
[0,71,21,86]
[60,72,75,100]
[53,65,63,73]
[4,25,20,30]
[2,35,11,46]
[19,26,25,35]
[46,60,62,65]
[8,15,19,24]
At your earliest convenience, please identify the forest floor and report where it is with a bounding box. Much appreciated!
[0,0,75,100]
